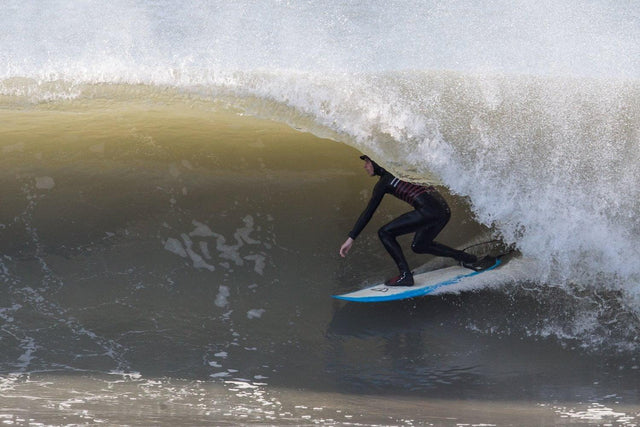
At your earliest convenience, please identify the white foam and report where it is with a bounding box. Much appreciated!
[190,220,215,238]
[215,286,230,308]
[199,242,212,260]
[181,234,215,271]
[430,257,542,296]
[247,309,265,320]
[108,371,142,380]
[1,1,637,80]
[0,304,21,323]
[210,372,230,378]
[235,216,260,245]
[556,403,630,423]
[176,218,269,275]
[16,337,37,371]
[34,176,55,190]
[164,238,187,258]
[243,254,266,275]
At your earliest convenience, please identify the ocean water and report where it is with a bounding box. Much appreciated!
[1,1,640,425]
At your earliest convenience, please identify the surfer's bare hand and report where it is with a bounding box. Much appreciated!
[340,238,354,258]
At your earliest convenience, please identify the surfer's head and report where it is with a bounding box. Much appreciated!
[360,155,385,176]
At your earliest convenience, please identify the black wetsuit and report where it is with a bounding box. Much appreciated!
[349,170,473,275]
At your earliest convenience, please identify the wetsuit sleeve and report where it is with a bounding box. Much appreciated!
[348,177,387,240]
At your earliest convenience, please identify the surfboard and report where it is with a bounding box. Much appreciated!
[332,258,501,303]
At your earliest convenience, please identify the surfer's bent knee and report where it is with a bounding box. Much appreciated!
[378,225,393,242]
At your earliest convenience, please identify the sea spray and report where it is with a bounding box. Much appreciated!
[2,0,638,77]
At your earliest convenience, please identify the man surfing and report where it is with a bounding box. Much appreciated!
[339,155,490,287]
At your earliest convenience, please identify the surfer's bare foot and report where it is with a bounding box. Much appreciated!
[385,271,414,287]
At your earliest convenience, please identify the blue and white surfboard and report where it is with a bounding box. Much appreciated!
[332,258,501,303]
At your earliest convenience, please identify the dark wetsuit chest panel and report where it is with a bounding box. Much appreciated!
[389,177,433,205]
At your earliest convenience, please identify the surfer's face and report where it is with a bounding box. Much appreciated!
[364,159,375,176]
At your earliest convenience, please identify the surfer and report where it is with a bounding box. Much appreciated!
[339,155,481,287]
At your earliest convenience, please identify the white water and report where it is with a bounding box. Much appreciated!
[2,0,640,293]
[2,0,638,76]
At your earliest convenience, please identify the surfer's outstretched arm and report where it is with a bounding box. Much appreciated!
[347,177,387,239]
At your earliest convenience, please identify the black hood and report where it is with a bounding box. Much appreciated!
[359,155,386,176]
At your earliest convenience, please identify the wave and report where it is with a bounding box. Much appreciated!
[2,0,640,335]
[4,71,639,292]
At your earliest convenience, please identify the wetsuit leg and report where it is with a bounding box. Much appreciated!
[413,238,476,263]
[410,195,477,263]
[378,210,427,274]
